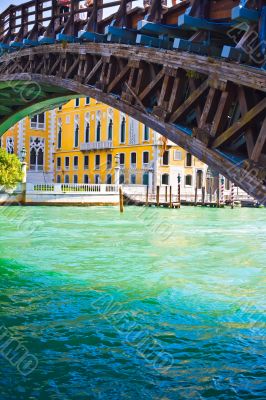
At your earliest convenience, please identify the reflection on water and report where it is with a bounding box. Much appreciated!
[0,206,265,399]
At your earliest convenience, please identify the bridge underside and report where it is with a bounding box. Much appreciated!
[0,44,265,204]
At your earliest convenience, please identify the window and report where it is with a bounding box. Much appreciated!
[131,174,136,184]
[64,175,69,184]
[85,121,90,143]
[196,170,203,189]
[84,155,89,170]
[30,137,45,171]
[143,173,149,186]
[162,151,169,166]
[174,150,182,161]
[73,175,78,184]
[57,119,62,149]
[119,174,125,184]
[30,113,45,130]
[74,123,79,147]
[162,173,169,185]
[120,116,126,143]
[65,156,70,169]
[185,175,192,186]
[6,137,14,154]
[106,174,112,184]
[131,152,136,166]
[143,125,149,141]
[58,105,62,112]
[85,97,90,105]
[107,154,112,170]
[143,151,149,165]
[56,175,61,183]
[108,119,113,141]
[95,154,100,170]
[75,98,80,107]
[95,174,100,184]
[84,175,89,184]
[74,156,79,170]
[56,157,61,170]
[225,178,230,191]
[185,153,192,167]
[120,153,125,166]
[96,120,101,142]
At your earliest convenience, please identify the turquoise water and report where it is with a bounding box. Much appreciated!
[0,206,265,400]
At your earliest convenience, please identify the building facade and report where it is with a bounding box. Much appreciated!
[1,97,229,196]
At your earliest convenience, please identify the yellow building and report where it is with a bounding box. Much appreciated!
[1,97,209,193]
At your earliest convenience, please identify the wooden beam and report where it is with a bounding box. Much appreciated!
[212,98,266,148]
[251,116,266,163]
[169,79,209,123]
[238,86,255,158]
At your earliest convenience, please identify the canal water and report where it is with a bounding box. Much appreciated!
[0,206,265,400]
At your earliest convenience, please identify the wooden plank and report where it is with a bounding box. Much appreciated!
[212,98,266,148]
[178,13,233,34]
[231,6,259,23]
[210,85,235,138]
[251,117,266,162]
[238,86,255,158]
[173,38,221,57]
[136,33,172,49]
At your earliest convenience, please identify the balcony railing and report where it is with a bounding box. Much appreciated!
[80,141,113,151]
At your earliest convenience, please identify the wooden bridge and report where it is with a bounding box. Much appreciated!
[0,0,265,203]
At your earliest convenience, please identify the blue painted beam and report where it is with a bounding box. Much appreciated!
[105,26,137,44]
[78,30,107,43]
[137,20,180,38]
[9,41,24,48]
[221,45,250,63]
[38,36,55,45]
[231,6,259,23]
[56,33,76,43]
[173,38,221,57]
[23,38,39,47]
[136,34,172,49]
[178,14,233,33]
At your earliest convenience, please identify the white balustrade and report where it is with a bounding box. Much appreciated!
[80,141,113,151]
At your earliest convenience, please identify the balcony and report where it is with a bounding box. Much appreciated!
[80,141,113,151]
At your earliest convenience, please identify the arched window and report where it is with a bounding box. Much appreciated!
[162,174,169,185]
[57,123,62,149]
[119,174,125,184]
[196,170,203,189]
[6,137,14,154]
[185,175,192,186]
[108,119,113,141]
[74,116,79,148]
[95,175,100,184]
[73,175,78,184]
[30,137,45,171]
[85,122,90,143]
[120,116,126,143]
[106,174,112,184]
[96,121,101,142]
[225,178,230,191]
[143,173,149,186]
[56,175,61,183]
[65,175,69,184]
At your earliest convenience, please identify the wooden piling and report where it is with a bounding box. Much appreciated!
[216,186,220,208]
[146,185,149,206]
[156,186,160,207]
[119,186,124,213]
[194,187,198,206]
[202,187,205,206]
[165,186,168,202]
[231,182,235,209]
[170,186,172,208]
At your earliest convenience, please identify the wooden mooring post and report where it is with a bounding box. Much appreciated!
[202,187,205,206]
[146,185,149,206]
[231,182,235,209]
[119,186,124,213]
[165,186,168,202]
[170,186,172,208]
[194,187,198,206]
[156,186,160,207]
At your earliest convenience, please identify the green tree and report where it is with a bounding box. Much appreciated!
[0,148,23,189]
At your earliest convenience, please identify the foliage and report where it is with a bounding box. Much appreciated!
[0,148,23,189]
